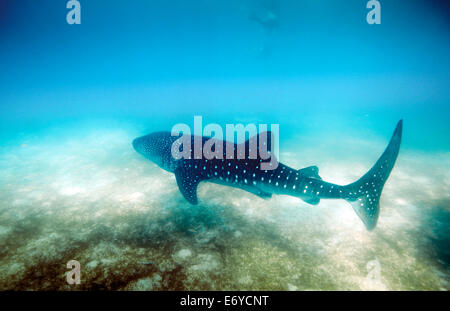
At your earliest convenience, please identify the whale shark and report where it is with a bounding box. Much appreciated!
[132,120,402,230]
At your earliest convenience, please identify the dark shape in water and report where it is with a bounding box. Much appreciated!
[249,10,279,31]
[249,0,280,32]
[132,121,403,231]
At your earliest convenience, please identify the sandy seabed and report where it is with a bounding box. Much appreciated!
[0,127,448,290]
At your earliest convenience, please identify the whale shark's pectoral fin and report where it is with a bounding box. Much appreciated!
[298,166,322,180]
[174,168,203,205]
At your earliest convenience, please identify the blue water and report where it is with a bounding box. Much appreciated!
[0,0,448,290]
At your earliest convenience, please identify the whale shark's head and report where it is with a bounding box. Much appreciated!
[132,131,179,172]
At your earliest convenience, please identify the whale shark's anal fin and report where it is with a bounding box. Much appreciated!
[298,166,322,180]
[174,167,203,205]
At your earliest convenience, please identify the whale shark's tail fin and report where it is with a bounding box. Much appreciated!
[344,120,403,230]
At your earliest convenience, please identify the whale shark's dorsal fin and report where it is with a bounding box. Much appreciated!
[174,167,203,205]
[298,166,322,180]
